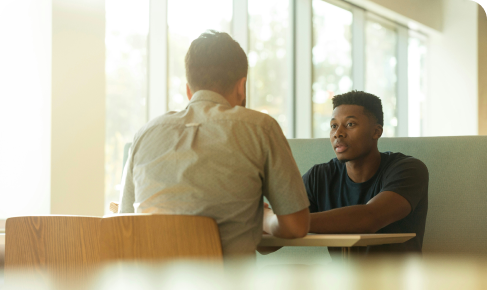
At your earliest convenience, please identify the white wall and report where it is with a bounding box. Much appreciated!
[51,0,105,216]
[0,0,52,219]
[424,0,478,136]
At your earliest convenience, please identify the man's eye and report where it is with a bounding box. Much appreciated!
[347,123,354,127]
[330,124,337,129]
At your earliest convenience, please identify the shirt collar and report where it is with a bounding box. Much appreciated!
[189,90,231,107]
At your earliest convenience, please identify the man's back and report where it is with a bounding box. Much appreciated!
[119,90,309,257]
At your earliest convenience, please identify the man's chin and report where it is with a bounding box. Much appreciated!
[336,156,349,164]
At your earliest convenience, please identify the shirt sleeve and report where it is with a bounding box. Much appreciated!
[381,157,429,212]
[263,119,310,215]
[118,145,135,213]
[302,167,319,213]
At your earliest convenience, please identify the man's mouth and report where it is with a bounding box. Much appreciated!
[334,143,348,153]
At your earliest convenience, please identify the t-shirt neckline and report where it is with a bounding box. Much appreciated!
[344,153,385,188]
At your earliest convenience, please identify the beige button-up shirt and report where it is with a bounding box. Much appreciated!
[119,90,309,257]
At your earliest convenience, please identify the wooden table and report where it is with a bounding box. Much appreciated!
[258,233,416,259]
[0,233,415,258]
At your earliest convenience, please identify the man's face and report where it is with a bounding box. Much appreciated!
[329,104,382,163]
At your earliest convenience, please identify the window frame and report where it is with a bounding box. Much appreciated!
[146,0,425,138]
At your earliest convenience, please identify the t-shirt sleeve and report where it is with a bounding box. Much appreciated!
[302,166,319,213]
[381,157,429,212]
[263,119,310,216]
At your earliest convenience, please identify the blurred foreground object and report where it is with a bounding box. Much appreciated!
[87,256,487,290]
[6,256,487,290]
[109,202,119,213]
[4,216,101,288]
[99,214,223,265]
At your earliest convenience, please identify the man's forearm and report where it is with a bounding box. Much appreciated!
[309,205,379,234]
[263,208,309,239]
[263,213,297,239]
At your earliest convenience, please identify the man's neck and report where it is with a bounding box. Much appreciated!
[345,150,381,183]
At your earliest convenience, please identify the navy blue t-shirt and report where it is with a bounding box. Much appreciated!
[302,152,428,254]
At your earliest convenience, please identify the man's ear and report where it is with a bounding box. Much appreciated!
[373,124,383,140]
[186,83,193,100]
[236,77,247,105]
[237,77,246,94]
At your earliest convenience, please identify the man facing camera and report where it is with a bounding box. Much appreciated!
[304,91,428,255]
[119,31,310,258]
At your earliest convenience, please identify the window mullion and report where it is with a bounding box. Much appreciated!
[295,0,312,139]
[352,6,365,91]
[397,25,409,137]
[232,0,248,53]
[288,0,296,138]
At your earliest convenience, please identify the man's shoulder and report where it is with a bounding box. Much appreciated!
[132,106,279,143]
[381,152,428,174]
[228,106,279,131]
[132,110,182,139]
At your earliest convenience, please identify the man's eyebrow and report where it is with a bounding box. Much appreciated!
[331,116,358,121]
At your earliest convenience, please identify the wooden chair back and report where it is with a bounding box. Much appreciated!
[99,214,223,264]
[5,216,101,284]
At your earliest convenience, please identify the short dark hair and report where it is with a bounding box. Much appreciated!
[332,90,384,126]
[185,30,248,95]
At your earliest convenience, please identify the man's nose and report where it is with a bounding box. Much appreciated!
[333,125,345,138]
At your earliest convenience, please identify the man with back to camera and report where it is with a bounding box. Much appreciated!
[305,91,428,255]
[118,30,310,259]
[264,91,428,255]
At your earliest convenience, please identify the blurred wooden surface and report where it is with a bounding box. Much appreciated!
[259,233,416,247]
[6,256,487,290]
[4,216,101,284]
[99,214,223,264]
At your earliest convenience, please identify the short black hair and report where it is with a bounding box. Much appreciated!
[185,30,248,95]
[332,90,384,126]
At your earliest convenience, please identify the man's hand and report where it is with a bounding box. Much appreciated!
[259,203,282,254]
[109,202,119,214]
[263,205,275,234]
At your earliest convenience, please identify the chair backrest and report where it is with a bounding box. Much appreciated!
[288,136,487,255]
[5,216,101,283]
[99,214,223,264]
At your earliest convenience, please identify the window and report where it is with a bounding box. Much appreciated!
[167,0,233,111]
[105,0,429,212]
[312,0,353,138]
[365,16,398,137]
[408,33,427,137]
[105,0,149,211]
[248,0,291,135]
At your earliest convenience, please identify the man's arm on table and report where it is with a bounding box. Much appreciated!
[257,205,309,255]
[263,206,310,239]
[310,191,411,234]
